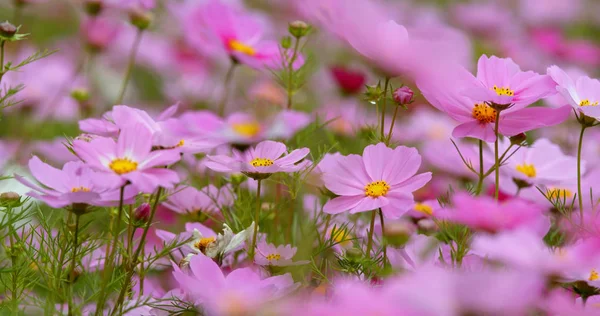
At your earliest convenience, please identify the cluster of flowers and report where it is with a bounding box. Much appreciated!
[3,0,600,315]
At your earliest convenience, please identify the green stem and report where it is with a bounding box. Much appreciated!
[379,78,390,141]
[218,62,237,116]
[475,140,484,195]
[95,185,125,315]
[67,214,81,316]
[0,40,5,84]
[286,38,301,109]
[111,187,163,315]
[493,111,501,201]
[385,106,400,145]
[577,124,587,224]
[365,210,377,258]
[378,208,387,267]
[115,29,143,105]
[249,179,262,260]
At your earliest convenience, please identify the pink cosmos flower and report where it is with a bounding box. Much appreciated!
[172,253,298,315]
[255,241,308,266]
[318,99,374,137]
[81,16,121,51]
[215,111,312,145]
[322,143,432,219]
[204,140,310,179]
[439,192,549,235]
[15,157,136,208]
[182,0,278,68]
[547,65,600,119]
[162,185,233,216]
[72,124,181,193]
[418,60,570,142]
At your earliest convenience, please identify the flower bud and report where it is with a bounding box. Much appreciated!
[330,66,365,95]
[364,83,384,104]
[129,8,152,30]
[84,0,103,16]
[0,21,17,38]
[134,203,151,222]
[383,221,416,247]
[0,191,20,201]
[392,86,414,105]
[281,36,292,49]
[230,173,248,186]
[509,133,527,146]
[288,20,310,38]
[71,88,90,102]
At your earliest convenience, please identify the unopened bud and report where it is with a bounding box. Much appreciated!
[383,221,416,247]
[230,173,248,187]
[288,20,310,38]
[364,83,384,105]
[281,36,292,49]
[84,0,103,16]
[71,88,90,102]
[417,219,437,232]
[134,203,151,222]
[0,21,17,38]
[509,133,527,146]
[392,86,414,105]
[330,66,366,95]
[0,191,20,201]
[129,8,152,30]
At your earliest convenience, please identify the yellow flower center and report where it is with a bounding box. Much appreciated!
[266,253,281,261]
[364,180,390,198]
[176,139,185,147]
[414,203,433,215]
[472,102,497,124]
[194,237,216,254]
[516,164,536,178]
[547,188,573,200]
[250,158,274,167]
[71,186,91,193]
[589,269,599,281]
[232,122,261,137]
[492,85,514,96]
[580,99,599,107]
[229,40,256,56]
[329,227,351,247]
[108,158,138,175]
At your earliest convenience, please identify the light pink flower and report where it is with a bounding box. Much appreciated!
[73,124,181,193]
[547,65,600,119]
[255,241,308,267]
[163,185,233,216]
[322,143,432,219]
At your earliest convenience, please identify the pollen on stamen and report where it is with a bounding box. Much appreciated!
[589,269,599,281]
[71,186,91,193]
[109,158,138,175]
[250,158,274,167]
[414,203,433,215]
[364,180,390,198]
[492,85,514,96]
[266,253,281,261]
[579,99,599,107]
[472,103,497,124]
[515,164,536,178]
[228,39,256,56]
[232,122,261,137]
[194,237,216,254]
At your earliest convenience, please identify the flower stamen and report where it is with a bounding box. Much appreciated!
[414,203,433,215]
[250,158,274,167]
[232,122,261,137]
[492,85,514,96]
[228,40,256,56]
[580,99,599,107]
[516,164,536,178]
[71,186,91,193]
[266,253,281,261]
[472,102,497,124]
[109,158,138,175]
[364,180,390,198]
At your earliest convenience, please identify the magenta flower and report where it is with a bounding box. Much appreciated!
[547,65,600,119]
[439,193,549,234]
[322,143,432,219]
[418,61,570,142]
[162,185,233,216]
[73,124,181,193]
[182,0,279,68]
[204,140,310,179]
[172,253,298,315]
[255,241,308,266]
[15,156,136,208]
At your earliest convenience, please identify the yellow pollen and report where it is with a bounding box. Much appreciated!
[194,237,216,253]
[250,158,274,167]
[177,139,185,147]
[472,102,497,124]
[516,164,536,178]
[414,203,433,215]
[71,186,91,193]
[492,85,514,96]
[232,122,261,137]
[229,40,256,56]
[364,180,390,198]
[547,188,573,200]
[579,99,599,107]
[589,269,599,281]
[266,253,281,261]
[109,158,138,175]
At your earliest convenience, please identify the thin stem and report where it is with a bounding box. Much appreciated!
[385,106,400,145]
[115,29,143,105]
[67,214,81,316]
[249,179,262,260]
[577,124,587,225]
[379,77,390,141]
[475,140,484,195]
[365,210,377,258]
[493,111,501,201]
[218,62,237,116]
[0,40,5,84]
[286,38,301,109]
[378,208,387,267]
[95,185,125,315]
[111,187,163,315]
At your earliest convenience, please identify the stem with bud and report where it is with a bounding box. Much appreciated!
[115,29,143,104]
